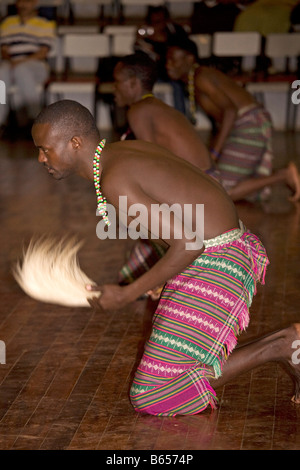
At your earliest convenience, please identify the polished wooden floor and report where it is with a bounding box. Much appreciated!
[0,129,300,451]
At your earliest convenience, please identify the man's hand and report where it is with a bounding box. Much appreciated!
[86,283,131,311]
[147,285,164,301]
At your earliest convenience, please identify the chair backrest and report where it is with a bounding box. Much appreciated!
[212,32,262,57]
[165,0,194,18]
[57,25,100,35]
[119,0,165,19]
[68,0,115,21]
[69,0,114,4]
[62,33,111,73]
[189,34,212,59]
[38,0,64,5]
[120,0,164,5]
[103,25,137,35]
[265,33,300,58]
[110,32,136,56]
[63,33,110,58]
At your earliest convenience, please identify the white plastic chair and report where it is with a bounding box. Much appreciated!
[189,34,212,59]
[246,33,300,130]
[46,33,110,105]
[212,31,262,79]
[119,0,165,20]
[165,0,194,19]
[67,0,116,22]
[110,32,136,56]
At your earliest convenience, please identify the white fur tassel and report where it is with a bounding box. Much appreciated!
[12,236,98,307]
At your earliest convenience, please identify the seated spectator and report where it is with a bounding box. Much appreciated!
[290,2,300,30]
[234,0,299,36]
[134,5,189,113]
[0,0,55,137]
[191,0,242,35]
[135,5,188,82]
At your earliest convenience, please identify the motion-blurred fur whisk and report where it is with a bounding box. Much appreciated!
[12,236,98,307]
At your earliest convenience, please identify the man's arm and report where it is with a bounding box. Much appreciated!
[1,45,10,60]
[87,193,204,311]
[127,106,155,142]
[10,45,50,67]
[195,71,237,157]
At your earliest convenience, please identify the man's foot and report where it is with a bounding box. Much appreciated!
[285,162,300,202]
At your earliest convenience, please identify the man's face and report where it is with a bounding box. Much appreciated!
[113,64,137,107]
[166,47,191,81]
[32,123,76,180]
[16,0,37,16]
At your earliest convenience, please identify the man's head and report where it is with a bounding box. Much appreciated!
[113,53,158,107]
[32,100,100,180]
[16,0,38,18]
[145,6,170,33]
[166,38,198,82]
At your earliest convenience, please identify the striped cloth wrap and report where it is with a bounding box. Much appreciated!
[217,104,273,200]
[130,222,269,416]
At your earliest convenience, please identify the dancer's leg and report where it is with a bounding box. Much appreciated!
[211,324,300,403]
[227,162,300,202]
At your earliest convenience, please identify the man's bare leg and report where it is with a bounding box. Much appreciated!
[210,323,300,403]
[227,162,300,202]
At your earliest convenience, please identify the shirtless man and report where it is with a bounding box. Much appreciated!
[163,39,300,202]
[31,99,300,416]
[114,53,213,174]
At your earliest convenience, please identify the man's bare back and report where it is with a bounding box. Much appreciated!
[194,66,256,122]
[127,96,212,170]
[101,139,238,240]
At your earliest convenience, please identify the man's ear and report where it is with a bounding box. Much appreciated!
[70,136,81,150]
[129,75,139,90]
[186,53,196,67]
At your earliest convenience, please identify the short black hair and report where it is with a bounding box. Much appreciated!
[168,37,199,60]
[145,5,170,23]
[117,52,158,91]
[34,100,100,141]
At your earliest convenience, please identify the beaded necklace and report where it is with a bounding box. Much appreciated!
[188,63,199,125]
[141,93,154,100]
[93,139,110,226]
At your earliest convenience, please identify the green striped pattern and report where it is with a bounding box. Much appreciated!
[130,229,269,416]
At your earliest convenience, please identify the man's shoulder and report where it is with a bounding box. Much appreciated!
[130,97,167,117]
[30,16,56,31]
[0,15,19,29]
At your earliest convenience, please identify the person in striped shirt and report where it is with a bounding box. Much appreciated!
[0,0,55,134]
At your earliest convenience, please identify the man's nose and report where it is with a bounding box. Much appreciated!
[38,150,47,163]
